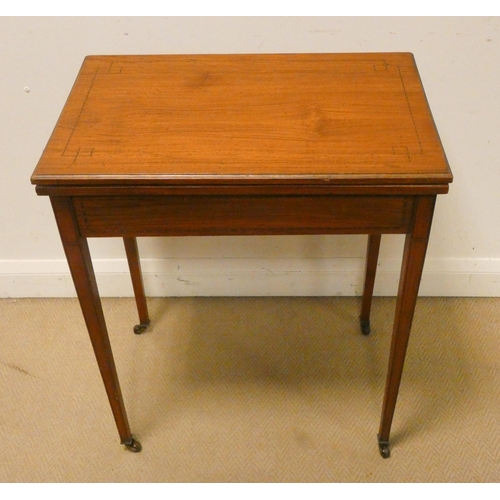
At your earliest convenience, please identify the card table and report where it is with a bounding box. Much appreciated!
[31,53,452,457]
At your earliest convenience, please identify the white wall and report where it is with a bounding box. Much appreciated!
[1,16,499,297]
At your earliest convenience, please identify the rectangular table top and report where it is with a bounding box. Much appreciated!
[31,53,452,189]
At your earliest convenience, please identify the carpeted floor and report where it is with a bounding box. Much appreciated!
[1,296,499,482]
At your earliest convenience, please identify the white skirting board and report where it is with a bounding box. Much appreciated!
[1,258,500,298]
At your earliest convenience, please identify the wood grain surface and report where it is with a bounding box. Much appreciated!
[31,53,452,188]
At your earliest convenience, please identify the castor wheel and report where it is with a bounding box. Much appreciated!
[360,318,371,336]
[123,437,142,453]
[133,321,150,335]
[377,436,391,459]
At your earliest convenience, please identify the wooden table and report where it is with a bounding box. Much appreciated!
[31,53,452,458]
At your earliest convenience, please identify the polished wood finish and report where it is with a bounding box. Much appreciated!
[74,194,414,237]
[379,196,436,444]
[50,197,133,445]
[31,53,451,189]
[31,53,452,457]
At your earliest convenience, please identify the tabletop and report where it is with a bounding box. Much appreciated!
[31,53,452,190]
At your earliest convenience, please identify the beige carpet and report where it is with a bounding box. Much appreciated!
[1,296,499,482]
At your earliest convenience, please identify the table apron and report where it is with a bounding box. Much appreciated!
[72,194,416,237]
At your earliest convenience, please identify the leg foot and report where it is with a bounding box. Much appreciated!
[123,437,142,453]
[377,435,391,459]
[360,318,371,336]
[133,321,150,335]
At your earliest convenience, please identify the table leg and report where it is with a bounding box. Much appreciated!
[377,195,436,458]
[360,234,381,335]
[51,197,142,452]
[123,237,150,334]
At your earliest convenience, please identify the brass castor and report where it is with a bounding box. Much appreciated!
[123,437,142,453]
[377,435,390,459]
[133,321,150,335]
[360,318,371,336]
